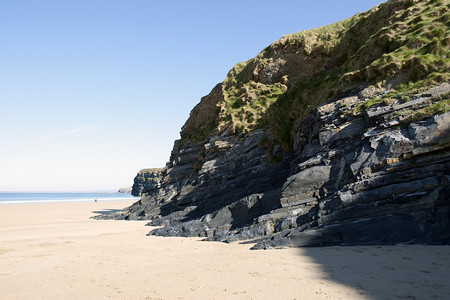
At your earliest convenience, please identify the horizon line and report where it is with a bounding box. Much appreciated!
[0,189,123,193]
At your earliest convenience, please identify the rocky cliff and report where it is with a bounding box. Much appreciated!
[98,0,450,248]
[118,186,132,193]
[130,168,163,196]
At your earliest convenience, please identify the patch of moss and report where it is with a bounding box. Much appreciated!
[406,99,450,121]
[219,80,287,133]
[271,154,285,165]
[432,91,450,101]
[181,120,216,144]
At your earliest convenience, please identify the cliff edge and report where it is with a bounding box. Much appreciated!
[130,168,163,196]
[97,0,450,248]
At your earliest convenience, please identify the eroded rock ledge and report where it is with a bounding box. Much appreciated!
[252,83,450,249]
[130,168,163,196]
[96,0,449,248]
[97,83,450,248]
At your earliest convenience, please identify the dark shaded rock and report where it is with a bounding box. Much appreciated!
[131,168,163,196]
[93,0,450,251]
[251,215,426,249]
[96,82,450,249]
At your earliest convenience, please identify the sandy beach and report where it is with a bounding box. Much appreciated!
[0,200,449,300]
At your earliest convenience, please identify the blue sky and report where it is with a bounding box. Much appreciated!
[0,0,385,191]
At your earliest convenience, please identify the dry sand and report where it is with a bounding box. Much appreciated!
[0,200,449,300]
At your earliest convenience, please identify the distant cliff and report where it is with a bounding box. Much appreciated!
[131,168,163,196]
[98,0,450,248]
[118,187,132,194]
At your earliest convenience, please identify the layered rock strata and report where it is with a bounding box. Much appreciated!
[97,0,450,248]
[252,83,450,248]
[131,168,163,196]
[98,83,449,248]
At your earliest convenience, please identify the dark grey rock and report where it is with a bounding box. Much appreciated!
[280,165,332,207]
[96,83,450,249]
[131,168,163,196]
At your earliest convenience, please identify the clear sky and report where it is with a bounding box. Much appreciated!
[0,0,385,192]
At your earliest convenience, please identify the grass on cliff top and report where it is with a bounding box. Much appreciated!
[137,168,163,176]
[188,0,449,149]
[218,81,287,133]
[266,0,448,148]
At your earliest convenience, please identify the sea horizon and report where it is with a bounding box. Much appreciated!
[0,192,139,205]
[0,189,122,193]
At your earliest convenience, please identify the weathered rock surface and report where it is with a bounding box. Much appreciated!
[130,168,163,196]
[252,83,450,249]
[96,0,450,248]
[97,83,449,248]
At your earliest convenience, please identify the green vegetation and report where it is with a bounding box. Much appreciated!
[405,99,450,121]
[135,168,163,183]
[218,79,287,133]
[270,154,285,165]
[357,97,386,112]
[185,121,216,143]
[185,0,450,148]
[138,168,163,175]
[388,90,449,123]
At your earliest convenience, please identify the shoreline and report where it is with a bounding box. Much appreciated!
[0,194,139,205]
[1,201,449,299]
[0,198,138,205]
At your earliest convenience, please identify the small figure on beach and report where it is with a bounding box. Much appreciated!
[94,198,97,203]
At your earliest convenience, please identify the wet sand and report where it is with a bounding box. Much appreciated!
[0,200,449,299]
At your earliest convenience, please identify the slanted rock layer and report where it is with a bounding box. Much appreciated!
[130,168,163,196]
[252,83,450,248]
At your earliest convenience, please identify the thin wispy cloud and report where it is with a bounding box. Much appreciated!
[29,125,95,144]
[66,126,94,135]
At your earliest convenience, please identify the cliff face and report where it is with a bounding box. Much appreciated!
[118,187,132,193]
[252,82,450,248]
[99,0,450,247]
[130,168,163,196]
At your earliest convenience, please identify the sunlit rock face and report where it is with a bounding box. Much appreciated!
[98,0,450,248]
[131,168,163,196]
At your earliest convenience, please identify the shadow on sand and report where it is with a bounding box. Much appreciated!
[300,245,450,300]
[91,209,122,215]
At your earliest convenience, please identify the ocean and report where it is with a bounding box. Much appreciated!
[0,192,140,205]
